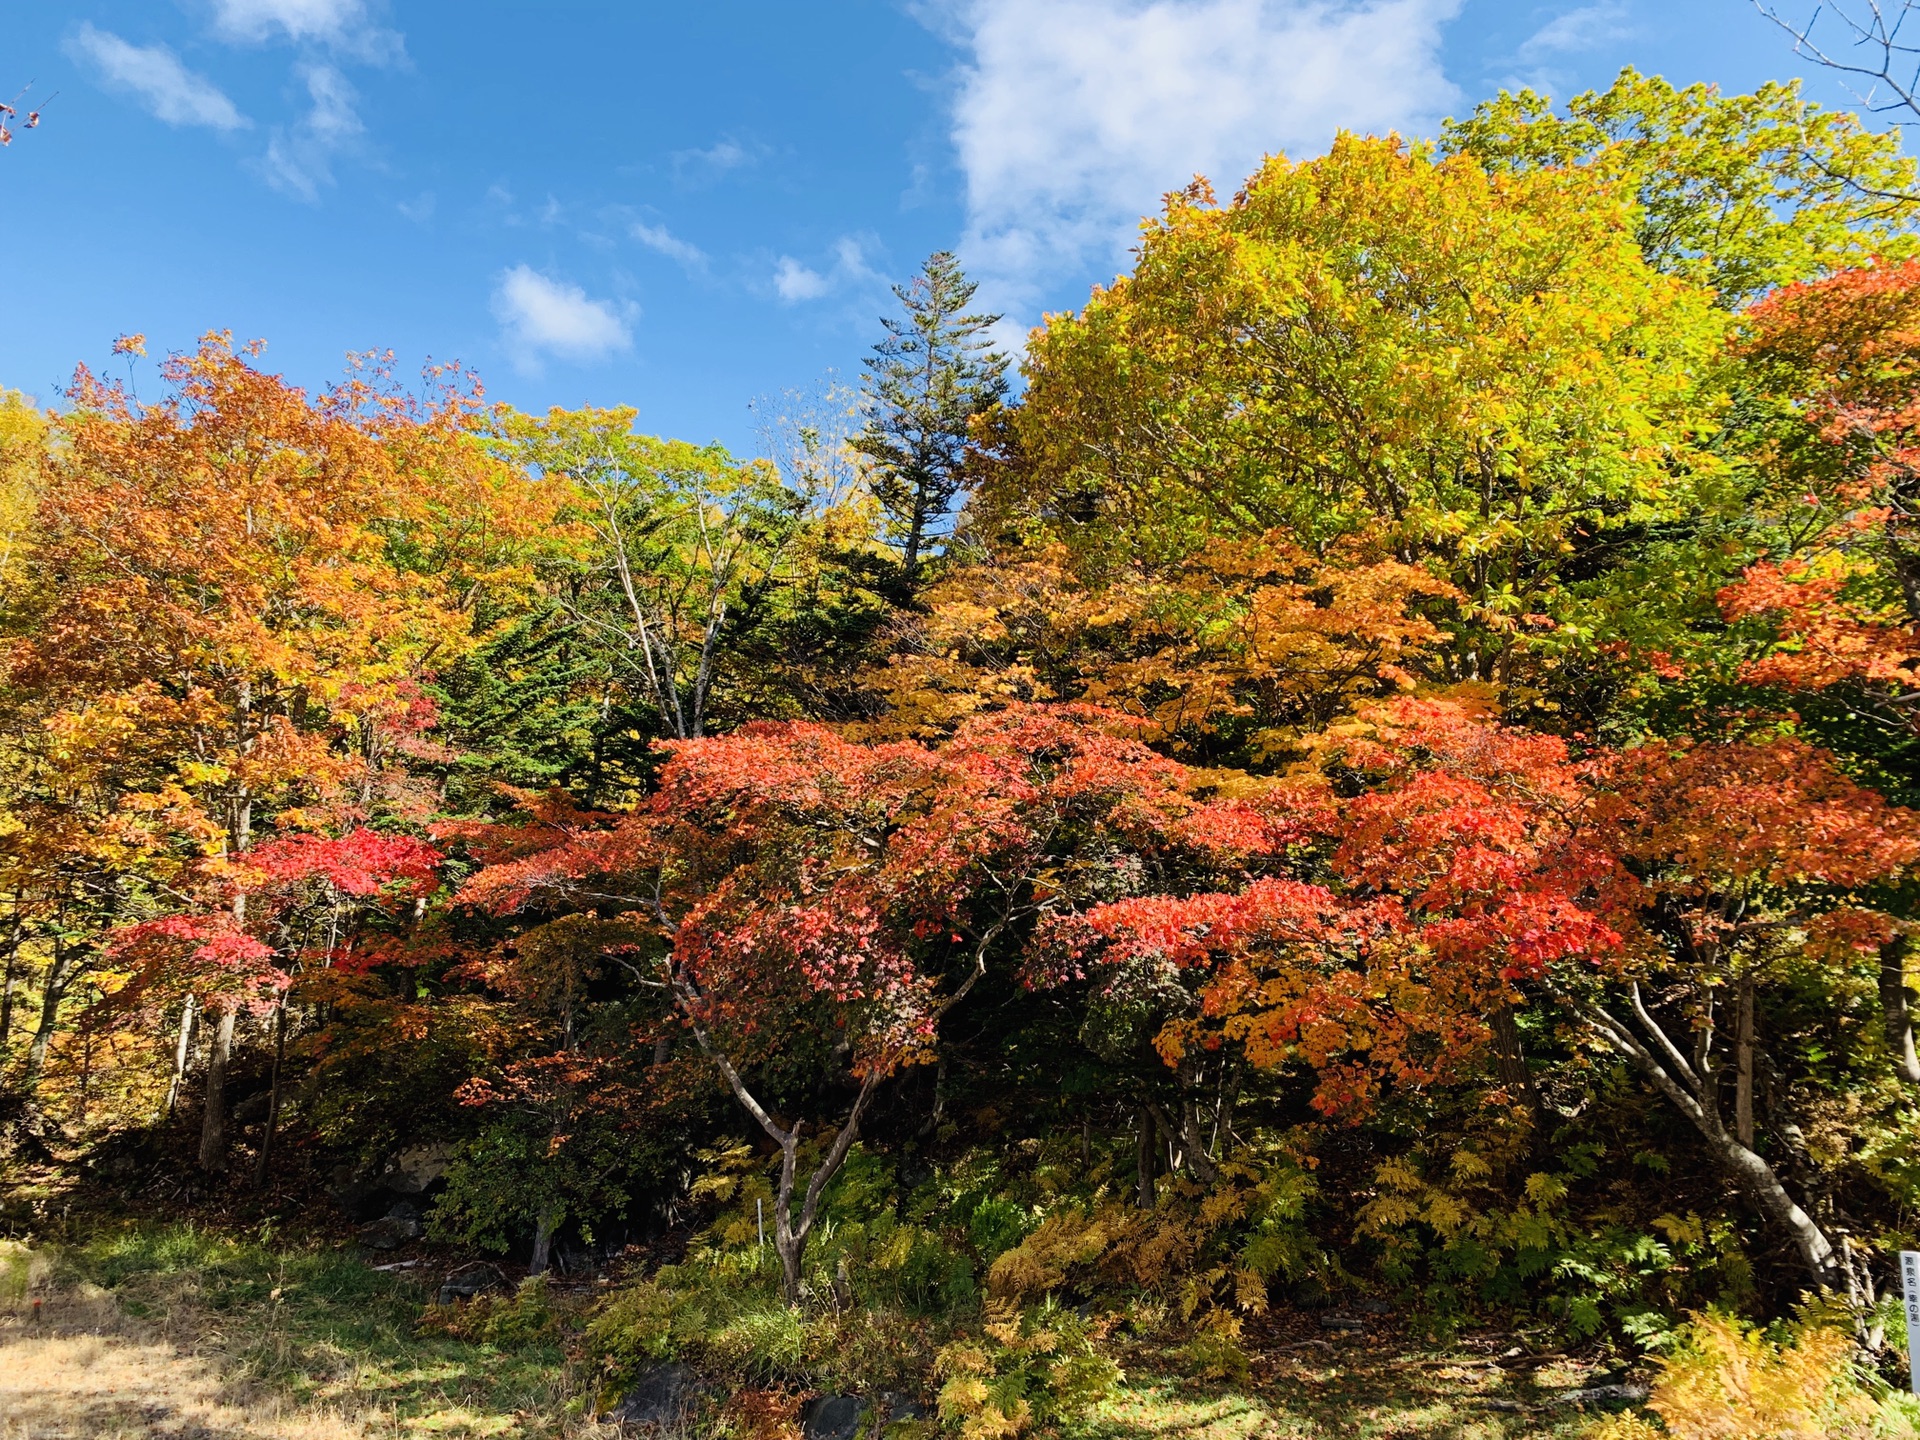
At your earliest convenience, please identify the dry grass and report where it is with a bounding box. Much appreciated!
[0,1277,370,1439]
[0,1238,619,1440]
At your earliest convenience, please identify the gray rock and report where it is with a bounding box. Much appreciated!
[356,1202,422,1252]
[876,1393,932,1427]
[381,1142,454,1194]
[1551,1382,1650,1409]
[802,1395,865,1440]
[614,1363,703,1428]
[1485,1382,1650,1414]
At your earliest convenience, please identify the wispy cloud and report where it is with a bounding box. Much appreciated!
[632,222,708,270]
[209,0,404,63]
[1516,2,1633,61]
[672,134,768,184]
[492,265,634,374]
[66,23,250,130]
[932,0,1462,334]
[261,62,363,201]
[770,238,883,305]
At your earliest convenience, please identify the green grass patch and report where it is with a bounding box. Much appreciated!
[50,1223,593,1436]
[1063,1366,1608,1440]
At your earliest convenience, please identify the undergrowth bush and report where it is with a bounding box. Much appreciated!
[1589,1309,1920,1440]
[417,1273,558,1347]
[934,1301,1120,1439]
[584,1133,1327,1424]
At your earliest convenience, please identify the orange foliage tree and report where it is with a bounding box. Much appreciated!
[4,333,533,1169]
[1721,259,1920,710]
[864,532,1453,767]
[1067,699,1920,1293]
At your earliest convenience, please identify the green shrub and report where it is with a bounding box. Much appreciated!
[934,1300,1119,1439]
[420,1274,558,1348]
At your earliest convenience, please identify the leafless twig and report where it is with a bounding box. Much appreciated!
[1754,1,1920,126]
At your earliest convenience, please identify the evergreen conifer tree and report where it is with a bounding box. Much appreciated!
[853,251,1008,584]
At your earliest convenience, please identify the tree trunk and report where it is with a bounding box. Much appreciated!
[0,909,21,1065]
[1490,1005,1540,1111]
[902,486,929,585]
[159,996,196,1124]
[1570,985,1846,1295]
[1148,1088,1218,1187]
[21,941,81,1094]
[1736,976,1756,1148]
[252,1000,287,1189]
[199,1007,237,1174]
[681,1004,880,1306]
[1136,1106,1157,1209]
[529,1203,561,1277]
[1882,939,1920,1084]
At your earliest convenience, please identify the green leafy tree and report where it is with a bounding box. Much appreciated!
[853,252,1009,585]
[1443,68,1919,304]
[984,136,1731,709]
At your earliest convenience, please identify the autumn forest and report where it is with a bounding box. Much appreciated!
[14,65,1920,1439]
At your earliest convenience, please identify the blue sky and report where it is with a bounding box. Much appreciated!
[0,1,1884,453]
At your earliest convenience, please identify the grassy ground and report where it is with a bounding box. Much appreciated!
[1,1230,614,1439]
[1064,1362,1608,1440]
[0,1226,1628,1438]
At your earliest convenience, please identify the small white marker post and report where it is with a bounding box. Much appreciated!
[1902,1250,1920,1396]
[757,1198,765,1255]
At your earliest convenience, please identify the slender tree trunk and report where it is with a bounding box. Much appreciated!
[1,956,16,1066]
[1136,1106,1157,1209]
[22,942,80,1094]
[0,905,23,1065]
[1569,985,1847,1295]
[1736,976,1757,1148]
[252,1000,287,1189]
[198,1008,237,1174]
[902,486,929,584]
[202,769,252,1176]
[680,999,880,1305]
[916,1054,949,1140]
[1148,1087,1219,1186]
[1882,939,1920,1084]
[159,996,196,1125]
[1177,1095,1217,1184]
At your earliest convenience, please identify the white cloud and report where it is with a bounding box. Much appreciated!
[66,23,250,130]
[261,62,363,201]
[632,222,708,269]
[1516,3,1632,61]
[935,0,1462,328]
[492,265,634,373]
[771,238,883,304]
[773,257,831,302]
[209,0,404,61]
